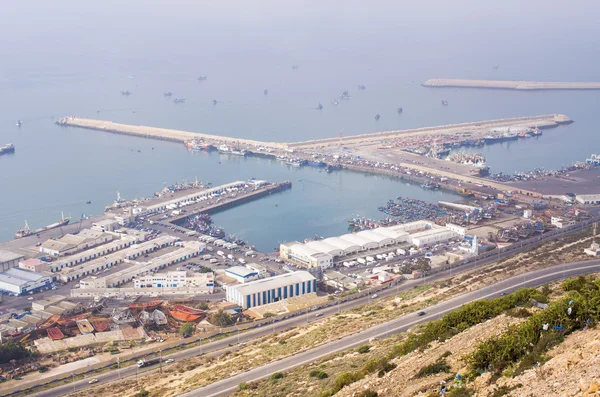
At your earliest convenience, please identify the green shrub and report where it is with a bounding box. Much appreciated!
[357,345,371,354]
[447,387,474,397]
[469,276,600,376]
[270,372,285,380]
[309,369,329,379]
[415,359,450,378]
[238,382,249,391]
[356,390,379,397]
[332,372,360,393]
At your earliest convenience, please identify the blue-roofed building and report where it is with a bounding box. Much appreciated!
[225,266,259,283]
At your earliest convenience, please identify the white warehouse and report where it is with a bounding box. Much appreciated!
[226,271,317,310]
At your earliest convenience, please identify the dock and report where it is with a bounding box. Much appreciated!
[56,117,287,149]
[289,114,572,149]
[423,79,600,91]
[166,181,292,224]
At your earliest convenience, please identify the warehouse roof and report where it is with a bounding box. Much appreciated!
[289,244,321,257]
[226,266,258,278]
[373,227,410,240]
[0,249,24,263]
[229,271,315,296]
[339,234,379,249]
[356,230,394,245]
[305,241,343,256]
[0,268,49,287]
[322,237,360,252]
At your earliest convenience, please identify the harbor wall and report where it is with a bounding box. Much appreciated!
[170,181,292,224]
[423,79,600,91]
[56,117,287,149]
[288,114,572,149]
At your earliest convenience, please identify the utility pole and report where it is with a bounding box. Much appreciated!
[71,373,75,393]
[117,357,121,379]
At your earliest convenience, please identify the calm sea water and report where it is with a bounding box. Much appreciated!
[1,0,599,250]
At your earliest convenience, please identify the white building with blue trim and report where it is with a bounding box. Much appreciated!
[226,271,317,309]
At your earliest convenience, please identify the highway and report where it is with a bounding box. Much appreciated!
[186,260,600,397]
[19,259,600,397]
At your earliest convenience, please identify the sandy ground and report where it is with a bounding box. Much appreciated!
[475,327,600,397]
[336,314,524,397]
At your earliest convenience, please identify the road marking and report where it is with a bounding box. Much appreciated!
[195,263,600,397]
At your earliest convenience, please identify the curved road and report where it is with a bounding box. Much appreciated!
[19,259,600,397]
[185,260,600,397]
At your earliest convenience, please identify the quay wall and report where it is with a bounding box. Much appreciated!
[289,114,572,149]
[170,181,292,224]
[57,117,287,149]
[340,163,540,197]
[423,79,600,91]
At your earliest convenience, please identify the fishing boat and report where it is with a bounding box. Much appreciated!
[441,99,448,106]
[16,120,22,127]
[397,106,403,114]
[46,327,65,341]
[168,304,205,322]
[374,113,380,121]
[38,315,60,330]
[15,213,71,239]
[0,143,15,155]
[317,103,323,110]
[264,89,268,95]
[129,300,163,310]
[421,182,440,190]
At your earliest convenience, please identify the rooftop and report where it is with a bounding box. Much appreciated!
[226,266,258,278]
[229,271,315,296]
[0,249,25,263]
[0,268,48,287]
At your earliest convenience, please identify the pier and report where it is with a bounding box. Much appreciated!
[289,114,572,149]
[56,117,286,149]
[167,181,292,225]
[423,79,600,91]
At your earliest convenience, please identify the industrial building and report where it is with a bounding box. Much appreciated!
[225,266,259,283]
[0,268,52,295]
[576,194,600,205]
[91,219,120,232]
[140,181,247,215]
[56,235,177,281]
[19,258,49,273]
[134,270,214,292]
[79,241,205,289]
[226,271,317,309]
[280,221,458,268]
[48,235,140,272]
[40,229,114,257]
[0,249,24,272]
[410,228,459,247]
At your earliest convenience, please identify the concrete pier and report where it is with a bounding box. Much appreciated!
[423,79,600,91]
[290,114,572,149]
[56,117,287,149]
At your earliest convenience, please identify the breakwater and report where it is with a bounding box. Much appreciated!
[289,114,572,149]
[423,79,600,91]
[56,117,287,149]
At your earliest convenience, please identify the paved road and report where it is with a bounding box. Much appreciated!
[187,260,600,397]
[20,259,600,397]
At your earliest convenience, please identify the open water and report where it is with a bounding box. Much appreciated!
[1,0,599,250]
